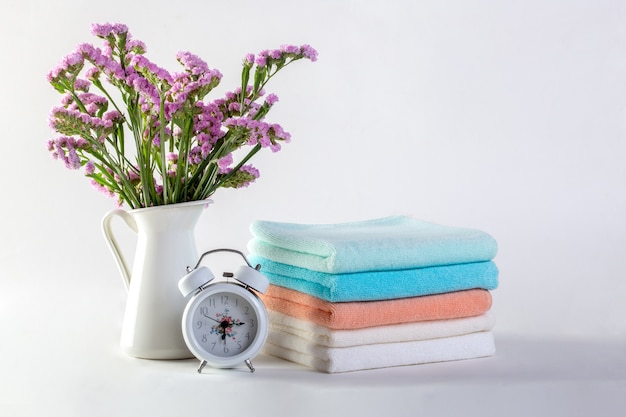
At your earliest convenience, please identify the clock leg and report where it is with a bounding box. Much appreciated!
[245,359,255,373]
[197,360,208,374]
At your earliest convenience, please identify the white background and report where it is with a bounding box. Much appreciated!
[1,0,625,415]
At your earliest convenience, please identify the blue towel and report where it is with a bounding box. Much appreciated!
[248,216,498,274]
[248,256,499,302]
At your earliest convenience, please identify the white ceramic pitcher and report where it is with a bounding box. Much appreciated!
[101,199,211,359]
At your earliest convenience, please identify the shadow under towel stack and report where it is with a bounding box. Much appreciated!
[247,216,499,373]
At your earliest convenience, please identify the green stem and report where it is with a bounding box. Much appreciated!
[91,79,130,127]
[241,58,298,115]
[70,91,89,114]
[128,98,152,207]
[176,117,194,202]
[158,93,168,204]
[85,147,142,208]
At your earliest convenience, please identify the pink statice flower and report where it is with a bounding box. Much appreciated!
[255,51,268,67]
[91,22,129,38]
[129,54,173,86]
[280,44,300,54]
[127,39,146,54]
[217,153,233,173]
[102,110,123,124]
[219,164,260,189]
[90,178,115,198]
[45,22,317,208]
[84,160,95,175]
[300,44,318,62]
[244,53,255,65]
[47,136,88,169]
[176,51,209,76]
[265,93,279,106]
[239,164,260,184]
[74,79,91,92]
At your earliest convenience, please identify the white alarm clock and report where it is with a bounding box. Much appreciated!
[178,249,269,373]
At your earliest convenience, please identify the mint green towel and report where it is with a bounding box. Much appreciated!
[248,216,498,274]
[248,256,499,302]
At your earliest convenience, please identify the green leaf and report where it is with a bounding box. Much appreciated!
[253,66,266,95]
[241,65,251,94]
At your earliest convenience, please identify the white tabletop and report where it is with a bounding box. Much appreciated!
[2,276,625,417]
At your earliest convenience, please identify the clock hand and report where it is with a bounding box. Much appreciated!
[220,320,229,342]
[202,313,221,323]
[202,314,232,342]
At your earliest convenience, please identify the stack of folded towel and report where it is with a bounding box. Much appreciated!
[247,216,499,373]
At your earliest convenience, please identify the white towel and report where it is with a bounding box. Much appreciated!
[264,330,496,373]
[268,310,496,347]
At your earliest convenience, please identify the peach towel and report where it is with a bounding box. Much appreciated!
[259,285,492,330]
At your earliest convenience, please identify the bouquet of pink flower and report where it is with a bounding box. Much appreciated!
[46,23,317,209]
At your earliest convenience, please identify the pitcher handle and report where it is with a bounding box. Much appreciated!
[101,209,138,291]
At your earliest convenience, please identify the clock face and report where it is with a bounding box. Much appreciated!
[191,291,259,357]
[182,283,268,367]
